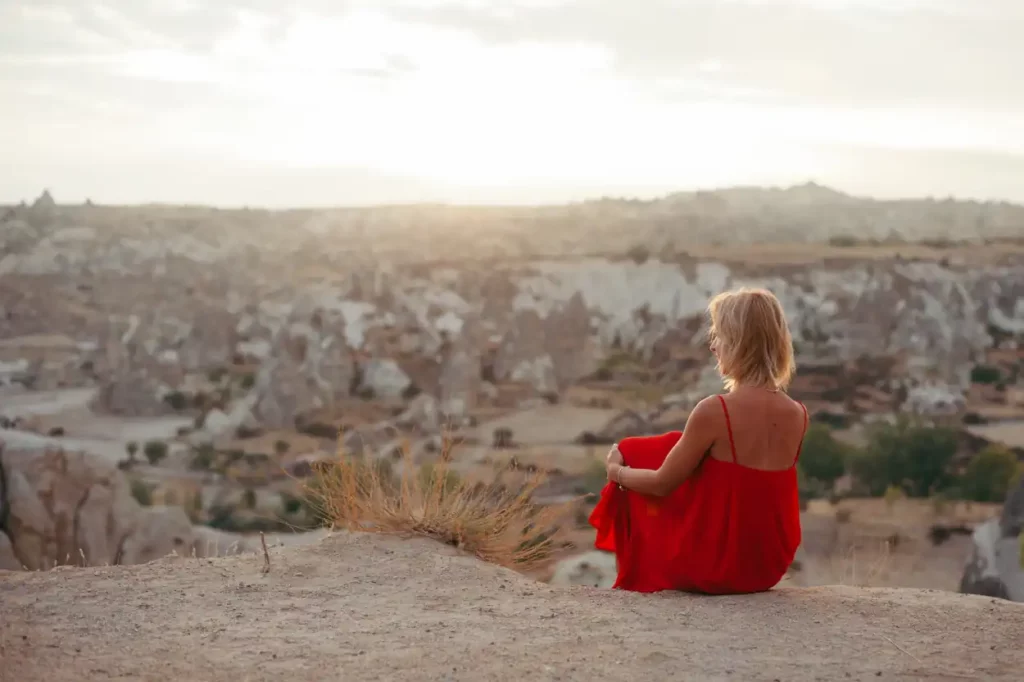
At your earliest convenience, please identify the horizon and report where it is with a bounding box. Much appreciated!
[9,179,1024,212]
[3,0,1023,207]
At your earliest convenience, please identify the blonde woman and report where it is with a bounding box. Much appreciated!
[590,287,808,593]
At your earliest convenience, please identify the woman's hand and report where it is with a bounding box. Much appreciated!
[605,444,624,481]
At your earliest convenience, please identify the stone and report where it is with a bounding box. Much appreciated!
[960,476,1024,602]
[549,550,617,588]
[394,394,442,433]
[1001,475,1024,537]
[359,359,411,399]
[118,506,195,564]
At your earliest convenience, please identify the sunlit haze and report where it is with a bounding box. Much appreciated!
[2,0,1023,206]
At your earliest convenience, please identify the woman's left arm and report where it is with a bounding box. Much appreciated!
[608,396,719,497]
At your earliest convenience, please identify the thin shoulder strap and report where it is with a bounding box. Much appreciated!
[793,401,809,466]
[716,395,738,464]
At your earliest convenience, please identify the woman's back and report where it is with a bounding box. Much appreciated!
[710,389,808,470]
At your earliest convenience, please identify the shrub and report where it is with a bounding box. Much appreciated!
[240,372,256,390]
[960,445,1019,502]
[190,444,217,471]
[143,440,169,466]
[274,439,291,456]
[798,423,851,487]
[302,438,576,569]
[883,484,905,510]
[492,428,514,449]
[418,462,462,496]
[126,441,139,461]
[850,418,958,497]
[829,235,859,247]
[242,488,257,509]
[797,466,828,510]
[130,479,153,506]
[573,456,610,497]
[298,421,339,439]
[626,244,650,264]
[162,391,188,411]
[281,493,304,516]
[970,365,1002,385]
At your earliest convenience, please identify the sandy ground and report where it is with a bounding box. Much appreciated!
[3,533,1022,682]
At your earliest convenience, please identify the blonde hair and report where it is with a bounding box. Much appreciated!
[707,287,795,392]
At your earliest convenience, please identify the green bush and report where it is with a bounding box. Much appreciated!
[850,418,958,497]
[626,244,650,264]
[130,479,153,506]
[162,391,188,411]
[280,493,304,516]
[970,365,1002,385]
[143,440,169,466]
[798,424,851,487]
[960,445,1019,502]
[190,444,217,471]
[796,466,828,510]
[828,235,859,247]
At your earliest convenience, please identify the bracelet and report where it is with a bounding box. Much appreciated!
[616,465,628,489]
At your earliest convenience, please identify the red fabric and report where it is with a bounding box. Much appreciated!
[588,401,804,594]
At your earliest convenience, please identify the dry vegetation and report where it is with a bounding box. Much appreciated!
[301,434,580,570]
[791,497,1005,591]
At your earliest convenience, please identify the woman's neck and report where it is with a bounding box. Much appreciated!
[731,382,780,394]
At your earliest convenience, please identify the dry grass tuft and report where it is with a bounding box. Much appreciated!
[302,432,579,570]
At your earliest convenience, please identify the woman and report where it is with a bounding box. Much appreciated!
[590,287,808,594]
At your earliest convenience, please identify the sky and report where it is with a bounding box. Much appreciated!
[1,0,1023,207]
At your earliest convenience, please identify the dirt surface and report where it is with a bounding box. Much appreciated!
[2,533,1023,682]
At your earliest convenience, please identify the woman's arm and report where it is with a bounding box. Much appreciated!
[608,396,719,497]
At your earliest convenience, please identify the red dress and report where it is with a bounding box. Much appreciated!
[589,395,807,594]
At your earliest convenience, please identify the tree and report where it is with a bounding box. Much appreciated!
[798,423,850,487]
[143,440,169,466]
[190,444,217,471]
[126,441,139,463]
[960,445,1020,502]
[850,418,958,497]
[274,439,291,456]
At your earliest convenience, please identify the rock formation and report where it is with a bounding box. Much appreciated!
[0,444,297,571]
[959,475,1024,601]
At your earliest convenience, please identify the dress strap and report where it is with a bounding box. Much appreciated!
[716,395,738,464]
[793,401,809,466]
